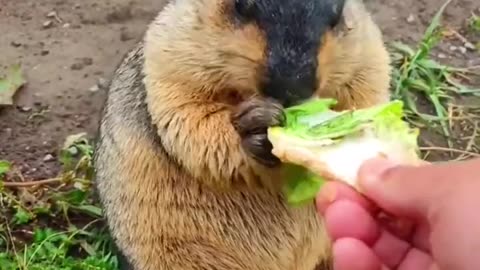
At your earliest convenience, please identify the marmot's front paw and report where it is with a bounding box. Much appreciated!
[232,97,285,168]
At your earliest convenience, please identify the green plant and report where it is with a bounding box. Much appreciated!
[0,225,118,270]
[0,160,11,180]
[0,134,117,270]
[389,0,480,148]
[468,12,480,33]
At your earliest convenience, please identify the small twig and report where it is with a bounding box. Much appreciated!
[0,195,19,263]
[447,115,480,120]
[12,229,34,236]
[447,28,475,46]
[1,191,28,210]
[456,121,479,161]
[2,178,63,188]
[422,150,432,160]
[420,146,480,157]
[448,103,454,129]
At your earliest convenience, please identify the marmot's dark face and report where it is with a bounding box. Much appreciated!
[229,0,345,107]
[146,0,346,107]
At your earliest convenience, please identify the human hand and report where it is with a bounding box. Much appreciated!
[316,157,480,270]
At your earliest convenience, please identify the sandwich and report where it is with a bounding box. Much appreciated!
[267,98,423,205]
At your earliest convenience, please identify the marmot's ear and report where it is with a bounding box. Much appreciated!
[322,0,346,26]
[333,0,347,19]
[234,0,256,19]
[332,0,365,36]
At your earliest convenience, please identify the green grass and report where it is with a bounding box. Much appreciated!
[389,0,480,148]
[1,0,479,268]
[469,12,480,33]
[0,135,119,270]
[469,12,480,51]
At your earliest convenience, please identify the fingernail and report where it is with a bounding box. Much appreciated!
[316,183,337,213]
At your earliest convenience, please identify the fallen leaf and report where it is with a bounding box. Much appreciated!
[0,64,26,105]
[0,160,11,177]
[63,132,88,149]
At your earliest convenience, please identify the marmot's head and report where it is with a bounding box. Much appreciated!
[145,0,387,107]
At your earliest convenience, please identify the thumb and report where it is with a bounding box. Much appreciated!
[356,158,450,221]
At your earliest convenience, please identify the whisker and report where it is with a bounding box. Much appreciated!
[219,50,259,64]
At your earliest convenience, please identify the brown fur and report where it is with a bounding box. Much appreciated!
[94,0,391,269]
[317,0,392,110]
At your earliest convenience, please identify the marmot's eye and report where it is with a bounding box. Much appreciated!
[234,0,255,20]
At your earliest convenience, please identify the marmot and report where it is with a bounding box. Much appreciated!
[93,0,391,269]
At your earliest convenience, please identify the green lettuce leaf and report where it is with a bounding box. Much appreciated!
[282,164,326,206]
[268,98,420,206]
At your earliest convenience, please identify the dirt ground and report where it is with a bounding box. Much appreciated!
[1,0,479,180]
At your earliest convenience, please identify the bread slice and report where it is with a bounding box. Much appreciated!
[267,98,423,205]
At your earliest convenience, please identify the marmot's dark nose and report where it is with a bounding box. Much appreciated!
[262,61,318,107]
